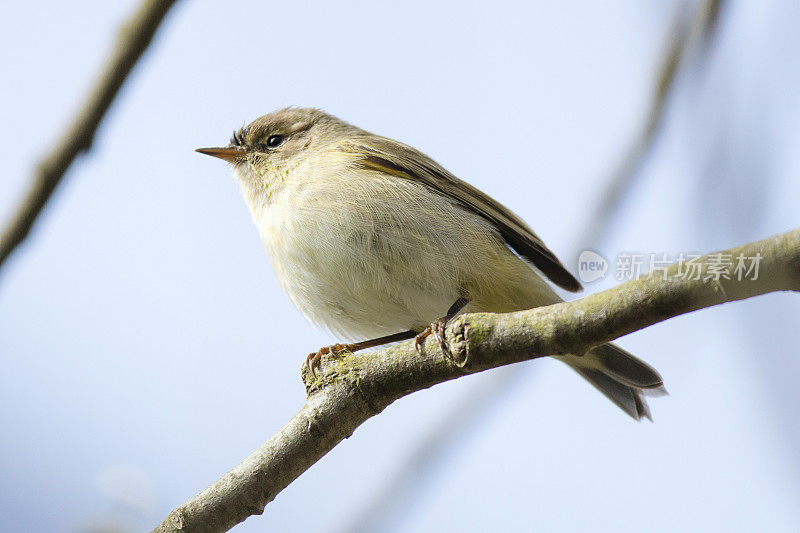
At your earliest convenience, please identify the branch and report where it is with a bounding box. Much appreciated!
[0,0,180,275]
[154,228,800,532]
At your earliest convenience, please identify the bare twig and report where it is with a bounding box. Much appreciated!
[153,227,800,533]
[0,0,180,275]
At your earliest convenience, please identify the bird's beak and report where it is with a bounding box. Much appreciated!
[195,146,245,163]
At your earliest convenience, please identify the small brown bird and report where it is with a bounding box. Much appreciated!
[198,107,665,420]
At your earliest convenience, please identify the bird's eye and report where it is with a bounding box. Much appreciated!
[266,134,284,148]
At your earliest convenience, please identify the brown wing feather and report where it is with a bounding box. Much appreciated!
[342,136,582,292]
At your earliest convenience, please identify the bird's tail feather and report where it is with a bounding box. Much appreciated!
[561,343,666,421]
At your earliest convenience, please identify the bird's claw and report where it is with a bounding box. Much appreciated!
[414,317,451,358]
[305,343,351,377]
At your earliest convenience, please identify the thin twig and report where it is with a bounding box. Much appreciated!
[153,227,800,533]
[0,0,180,275]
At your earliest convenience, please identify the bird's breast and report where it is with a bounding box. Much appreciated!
[253,170,478,337]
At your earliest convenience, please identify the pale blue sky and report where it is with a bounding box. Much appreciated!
[1,1,799,532]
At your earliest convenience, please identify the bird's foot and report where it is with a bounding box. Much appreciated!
[414,317,451,357]
[414,297,471,358]
[305,343,352,377]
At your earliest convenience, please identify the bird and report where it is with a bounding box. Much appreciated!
[197,107,665,420]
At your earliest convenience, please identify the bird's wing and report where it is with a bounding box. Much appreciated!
[338,135,582,292]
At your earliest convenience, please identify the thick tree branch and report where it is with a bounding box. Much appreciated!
[154,228,800,532]
[0,0,179,275]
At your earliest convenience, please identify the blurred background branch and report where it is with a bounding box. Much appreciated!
[573,0,723,254]
[0,0,179,277]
